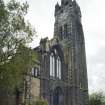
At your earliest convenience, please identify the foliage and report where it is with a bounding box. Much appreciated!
[0,45,37,90]
[0,0,35,65]
[89,91,105,105]
[0,0,36,90]
[31,99,48,105]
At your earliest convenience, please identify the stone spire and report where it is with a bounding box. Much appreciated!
[55,2,60,12]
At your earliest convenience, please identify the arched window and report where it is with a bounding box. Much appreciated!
[31,67,39,77]
[50,53,55,77]
[57,56,61,79]
[64,24,68,38]
[59,26,63,40]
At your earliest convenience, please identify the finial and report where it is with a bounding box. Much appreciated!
[55,2,60,12]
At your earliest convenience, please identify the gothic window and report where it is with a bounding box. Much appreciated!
[35,68,38,76]
[70,21,73,35]
[80,82,82,89]
[54,49,57,54]
[64,24,68,38]
[50,53,55,77]
[57,56,61,79]
[31,67,39,77]
[59,26,63,40]
[32,67,34,76]
[50,55,53,76]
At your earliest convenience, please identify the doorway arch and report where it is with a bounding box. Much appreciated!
[53,87,64,105]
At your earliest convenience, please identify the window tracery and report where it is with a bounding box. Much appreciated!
[31,67,39,77]
[64,24,68,38]
[57,56,61,79]
[50,53,55,77]
[50,51,62,79]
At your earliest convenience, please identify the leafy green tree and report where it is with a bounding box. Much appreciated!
[89,91,105,105]
[0,0,37,104]
[0,0,35,65]
[0,45,37,105]
[0,0,36,94]
[0,45,36,89]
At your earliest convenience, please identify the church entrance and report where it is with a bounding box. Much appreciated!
[53,87,63,105]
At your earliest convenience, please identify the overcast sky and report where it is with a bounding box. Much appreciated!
[25,0,105,93]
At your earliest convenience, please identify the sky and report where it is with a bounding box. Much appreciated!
[24,0,105,93]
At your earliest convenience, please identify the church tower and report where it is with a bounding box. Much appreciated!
[54,0,89,105]
[32,0,89,105]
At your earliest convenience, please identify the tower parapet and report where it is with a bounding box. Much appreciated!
[61,0,72,6]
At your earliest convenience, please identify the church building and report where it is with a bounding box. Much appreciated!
[25,0,89,105]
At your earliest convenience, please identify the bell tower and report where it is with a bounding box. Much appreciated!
[54,0,82,41]
[54,0,89,105]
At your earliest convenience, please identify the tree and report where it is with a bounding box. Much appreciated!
[0,1,37,104]
[0,45,36,88]
[0,0,35,65]
[89,91,105,105]
[0,0,36,102]
[0,44,37,105]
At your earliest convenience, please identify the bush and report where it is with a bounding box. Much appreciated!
[30,99,48,105]
[89,91,105,105]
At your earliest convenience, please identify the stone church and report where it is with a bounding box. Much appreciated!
[25,0,89,105]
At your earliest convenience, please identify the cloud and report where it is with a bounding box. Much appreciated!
[87,46,105,93]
